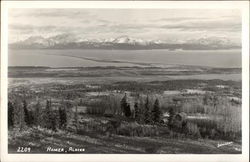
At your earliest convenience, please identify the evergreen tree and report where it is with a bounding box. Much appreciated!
[144,96,152,124]
[59,106,67,129]
[124,104,131,118]
[51,113,57,131]
[168,107,175,129]
[13,99,26,131]
[29,111,35,126]
[152,99,162,123]
[8,101,14,128]
[23,100,32,126]
[134,102,140,121]
[74,105,79,131]
[121,94,131,118]
[34,100,42,126]
[44,100,56,131]
[138,97,145,123]
[44,100,51,128]
[121,94,127,115]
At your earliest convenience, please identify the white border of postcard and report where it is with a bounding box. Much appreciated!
[1,1,249,162]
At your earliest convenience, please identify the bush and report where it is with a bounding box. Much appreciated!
[117,122,159,137]
[86,95,123,116]
[185,122,201,138]
[87,106,106,115]
[86,99,107,115]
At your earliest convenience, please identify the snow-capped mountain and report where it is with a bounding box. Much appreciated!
[9,35,240,50]
[47,34,82,45]
[21,36,50,47]
[112,36,149,45]
[113,36,132,44]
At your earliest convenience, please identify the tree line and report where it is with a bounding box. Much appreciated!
[120,94,163,124]
[8,99,70,131]
[8,93,241,141]
[8,94,164,131]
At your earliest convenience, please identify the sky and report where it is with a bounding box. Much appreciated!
[8,9,241,43]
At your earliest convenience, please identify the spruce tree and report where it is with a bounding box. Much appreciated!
[59,106,67,129]
[121,94,131,118]
[138,97,145,123]
[168,107,175,129]
[121,94,127,115]
[44,100,56,130]
[125,104,131,118]
[23,100,32,126]
[8,101,14,128]
[44,100,50,129]
[13,99,26,131]
[144,96,151,124]
[51,114,57,131]
[74,105,79,131]
[34,100,42,126]
[134,102,139,121]
[152,99,162,123]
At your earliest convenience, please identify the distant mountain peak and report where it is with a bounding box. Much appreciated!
[9,35,240,50]
[21,35,49,46]
[113,35,134,44]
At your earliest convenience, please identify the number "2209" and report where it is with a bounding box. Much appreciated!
[17,147,31,152]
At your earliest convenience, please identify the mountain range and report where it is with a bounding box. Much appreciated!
[9,35,240,50]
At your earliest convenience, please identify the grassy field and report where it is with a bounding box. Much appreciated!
[9,126,241,154]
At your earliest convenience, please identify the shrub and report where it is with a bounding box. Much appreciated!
[145,146,161,153]
[117,122,159,137]
[185,122,201,138]
[87,100,107,115]
[107,94,123,115]
[87,106,106,115]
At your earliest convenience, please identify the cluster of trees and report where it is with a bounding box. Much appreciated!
[164,94,242,140]
[8,99,69,131]
[8,91,241,141]
[120,94,163,124]
[103,80,240,94]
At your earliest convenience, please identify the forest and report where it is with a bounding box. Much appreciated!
[8,87,241,143]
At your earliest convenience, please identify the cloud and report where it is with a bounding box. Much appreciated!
[8,9,241,44]
[9,24,56,31]
[160,20,241,32]
[9,9,92,18]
